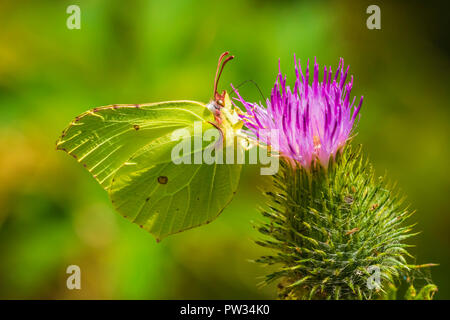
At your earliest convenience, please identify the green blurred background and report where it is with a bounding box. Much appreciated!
[0,0,448,299]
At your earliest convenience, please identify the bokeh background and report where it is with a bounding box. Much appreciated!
[0,0,448,299]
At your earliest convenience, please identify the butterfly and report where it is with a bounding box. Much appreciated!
[56,52,244,241]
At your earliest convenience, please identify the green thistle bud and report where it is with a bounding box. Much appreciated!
[255,145,436,299]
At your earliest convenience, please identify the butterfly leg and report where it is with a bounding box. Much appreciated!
[207,120,224,149]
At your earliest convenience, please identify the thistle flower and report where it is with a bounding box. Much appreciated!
[233,56,363,168]
[236,56,436,300]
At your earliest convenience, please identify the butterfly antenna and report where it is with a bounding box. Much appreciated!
[231,80,266,102]
[214,52,234,98]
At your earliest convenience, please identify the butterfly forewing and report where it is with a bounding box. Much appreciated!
[56,101,211,189]
[56,100,242,240]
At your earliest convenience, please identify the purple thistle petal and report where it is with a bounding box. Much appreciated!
[233,56,363,169]
[352,96,364,123]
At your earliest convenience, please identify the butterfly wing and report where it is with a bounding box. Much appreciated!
[56,100,242,240]
[109,137,241,240]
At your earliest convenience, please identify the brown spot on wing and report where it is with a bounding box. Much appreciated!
[157,176,168,184]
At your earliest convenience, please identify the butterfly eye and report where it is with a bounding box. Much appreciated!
[218,99,224,106]
[207,102,221,115]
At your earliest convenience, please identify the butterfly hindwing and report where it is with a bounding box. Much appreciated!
[109,144,241,240]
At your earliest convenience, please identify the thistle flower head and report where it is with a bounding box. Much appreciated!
[233,56,363,168]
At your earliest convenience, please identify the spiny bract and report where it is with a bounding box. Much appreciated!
[255,146,418,300]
